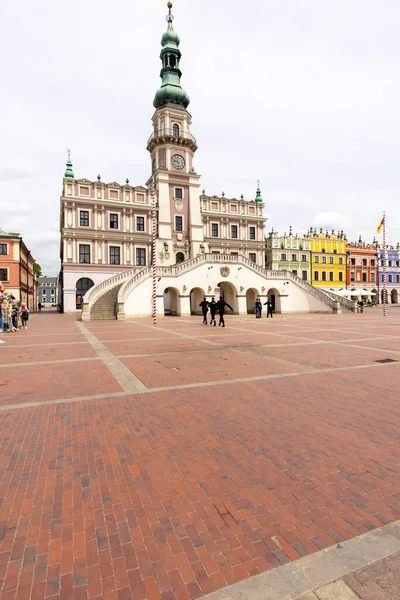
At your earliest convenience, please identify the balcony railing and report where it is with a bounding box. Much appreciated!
[147,128,197,145]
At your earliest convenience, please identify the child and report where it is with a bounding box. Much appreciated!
[20,304,29,329]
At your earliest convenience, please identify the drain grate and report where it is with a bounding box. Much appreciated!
[375,358,398,364]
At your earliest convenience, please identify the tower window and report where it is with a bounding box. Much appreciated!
[136,217,145,232]
[110,214,119,229]
[211,223,219,237]
[231,225,238,239]
[79,245,91,264]
[110,246,121,265]
[80,211,89,227]
[175,188,183,199]
[172,124,180,137]
[249,227,256,240]
[136,248,146,266]
[170,56,176,68]
[175,216,183,232]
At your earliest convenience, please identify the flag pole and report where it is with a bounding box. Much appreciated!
[382,210,387,317]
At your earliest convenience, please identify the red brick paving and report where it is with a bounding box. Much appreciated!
[0,310,399,598]
[0,343,97,364]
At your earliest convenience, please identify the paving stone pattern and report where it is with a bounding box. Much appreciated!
[344,552,400,599]
[0,309,399,599]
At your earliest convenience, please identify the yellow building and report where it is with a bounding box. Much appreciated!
[305,229,347,288]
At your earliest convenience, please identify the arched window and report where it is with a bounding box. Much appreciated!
[76,278,94,309]
[175,252,185,264]
[172,124,180,137]
[170,55,176,68]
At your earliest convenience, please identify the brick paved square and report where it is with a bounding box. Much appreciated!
[0,311,399,599]
[0,343,97,364]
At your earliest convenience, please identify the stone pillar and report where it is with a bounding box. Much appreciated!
[116,302,126,321]
[237,295,247,316]
[180,295,191,316]
[156,294,165,317]
[333,300,342,314]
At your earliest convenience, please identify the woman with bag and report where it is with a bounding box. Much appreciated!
[20,304,29,329]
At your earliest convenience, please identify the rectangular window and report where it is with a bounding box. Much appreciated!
[388,274,393,283]
[397,274,400,283]
[249,253,256,263]
[302,271,308,281]
[339,271,343,282]
[292,269,298,276]
[231,225,238,239]
[362,259,367,266]
[136,216,145,231]
[302,254,307,262]
[79,244,91,264]
[322,256,327,264]
[80,211,89,227]
[314,256,319,263]
[338,257,343,265]
[0,268,9,281]
[370,272,375,282]
[0,244,8,255]
[281,253,287,261]
[175,188,183,199]
[110,246,121,265]
[388,260,392,267]
[291,254,297,261]
[175,216,183,232]
[230,252,238,256]
[211,223,219,237]
[136,248,146,266]
[249,227,256,240]
[362,272,367,282]
[110,214,119,229]
[329,257,334,264]
[350,271,355,282]
[329,272,334,281]
[351,258,355,266]
[397,261,400,268]
[370,259,375,267]
[314,271,319,281]
[322,271,327,281]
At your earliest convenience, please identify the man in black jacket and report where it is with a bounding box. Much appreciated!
[209,298,218,326]
[264,299,273,318]
[199,297,209,324]
[216,297,233,327]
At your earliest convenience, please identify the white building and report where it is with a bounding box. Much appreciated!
[60,3,348,319]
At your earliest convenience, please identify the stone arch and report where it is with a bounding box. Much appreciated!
[163,287,181,316]
[372,289,378,303]
[217,281,238,313]
[267,287,281,313]
[391,289,398,304]
[176,252,185,264]
[190,287,206,315]
[77,278,94,310]
[246,288,259,314]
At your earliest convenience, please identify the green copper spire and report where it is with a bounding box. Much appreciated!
[255,180,263,203]
[64,148,74,179]
[153,2,190,110]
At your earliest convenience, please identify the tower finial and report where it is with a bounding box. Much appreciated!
[167,2,174,23]
[64,147,74,179]
[255,180,263,203]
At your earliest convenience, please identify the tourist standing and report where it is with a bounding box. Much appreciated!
[209,298,218,326]
[199,297,209,324]
[38,302,42,312]
[216,297,233,328]
[20,304,29,329]
[358,300,364,314]
[255,298,262,319]
[264,299,273,318]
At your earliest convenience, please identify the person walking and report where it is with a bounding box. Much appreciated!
[216,297,233,327]
[199,297,209,324]
[255,298,262,319]
[264,299,273,318]
[358,300,364,314]
[38,302,42,312]
[20,303,29,329]
[209,297,218,326]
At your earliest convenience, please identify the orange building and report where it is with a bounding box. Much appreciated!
[0,229,37,310]
[346,237,378,290]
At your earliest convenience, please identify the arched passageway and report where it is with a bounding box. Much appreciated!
[190,287,206,315]
[371,289,378,304]
[175,252,185,264]
[267,288,281,313]
[77,278,94,310]
[163,287,181,316]
[391,289,398,304]
[217,282,238,313]
[246,288,259,314]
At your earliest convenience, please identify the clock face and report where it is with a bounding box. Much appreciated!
[171,154,185,170]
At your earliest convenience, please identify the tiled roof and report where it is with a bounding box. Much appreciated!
[0,228,19,239]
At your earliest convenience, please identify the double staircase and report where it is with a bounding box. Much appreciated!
[82,254,354,320]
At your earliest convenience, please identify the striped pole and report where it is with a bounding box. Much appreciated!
[151,177,157,326]
[382,211,387,317]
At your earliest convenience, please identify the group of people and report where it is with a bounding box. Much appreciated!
[199,297,233,327]
[198,296,274,325]
[255,298,274,319]
[0,298,30,343]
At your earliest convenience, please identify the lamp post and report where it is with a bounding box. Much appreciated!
[345,250,351,289]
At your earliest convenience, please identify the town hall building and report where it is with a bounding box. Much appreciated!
[59,3,345,319]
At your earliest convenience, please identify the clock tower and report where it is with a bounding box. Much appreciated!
[147,2,204,265]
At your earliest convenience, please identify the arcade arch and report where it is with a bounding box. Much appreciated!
[190,287,206,315]
[246,288,259,314]
[77,278,94,310]
[217,281,238,313]
[163,287,181,316]
[267,288,281,313]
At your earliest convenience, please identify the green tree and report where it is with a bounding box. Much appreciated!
[33,262,42,277]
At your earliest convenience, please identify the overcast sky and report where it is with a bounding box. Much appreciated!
[1,1,400,274]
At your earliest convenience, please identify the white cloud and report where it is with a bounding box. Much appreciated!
[313,212,350,231]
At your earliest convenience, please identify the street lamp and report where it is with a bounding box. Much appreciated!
[345,250,351,289]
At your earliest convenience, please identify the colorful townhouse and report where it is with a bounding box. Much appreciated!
[378,245,400,304]
[265,227,311,281]
[305,229,347,288]
[38,276,58,307]
[346,237,378,293]
[0,228,37,310]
